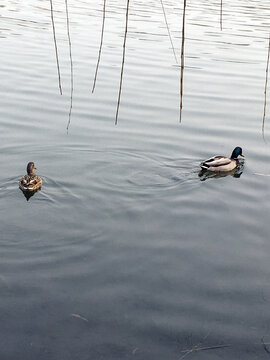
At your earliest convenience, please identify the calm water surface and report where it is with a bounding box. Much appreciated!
[1,0,270,359]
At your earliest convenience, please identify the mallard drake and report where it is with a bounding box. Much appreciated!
[19,162,42,191]
[200,147,245,172]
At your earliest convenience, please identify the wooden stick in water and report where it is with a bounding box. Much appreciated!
[49,0,62,95]
[115,0,130,125]
[92,0,107,93]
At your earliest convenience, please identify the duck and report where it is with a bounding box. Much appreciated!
[19,162,42,191]
[200,147,245,172]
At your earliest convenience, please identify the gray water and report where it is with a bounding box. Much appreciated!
[1,0,270,359]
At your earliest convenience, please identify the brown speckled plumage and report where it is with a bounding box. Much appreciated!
[19,162,42,191]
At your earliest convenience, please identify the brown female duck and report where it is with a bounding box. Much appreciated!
[19,162,42,191]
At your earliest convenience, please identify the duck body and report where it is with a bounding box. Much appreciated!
[200,155,238,172]
[19,162,42,191]
[200,147,244,172]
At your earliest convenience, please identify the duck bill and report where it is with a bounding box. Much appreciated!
[241,154,245,157]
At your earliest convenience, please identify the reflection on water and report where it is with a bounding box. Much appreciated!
[20,187,41,201]
[1,1,270,360]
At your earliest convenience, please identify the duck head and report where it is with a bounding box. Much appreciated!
[27,162,36,175]
[231,147,244,159]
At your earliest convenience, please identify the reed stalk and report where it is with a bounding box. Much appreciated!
[220,0,223,30]
[179,344,230,360]
[49,0,62,95]
[180,0,186,122]
[92,0,107,93]
[262,33,270,136]
[115,0,130,125]
[160,0,178,64]
[65,0,74,132]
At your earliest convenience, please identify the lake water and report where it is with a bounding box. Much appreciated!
[1,0,270,359]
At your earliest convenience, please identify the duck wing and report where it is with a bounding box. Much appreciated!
[20,175,35,185]
[19,175,42,190]
[200,156,231,169]
[20,175,30,186]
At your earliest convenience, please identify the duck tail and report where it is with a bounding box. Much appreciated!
[200,162,209,170]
